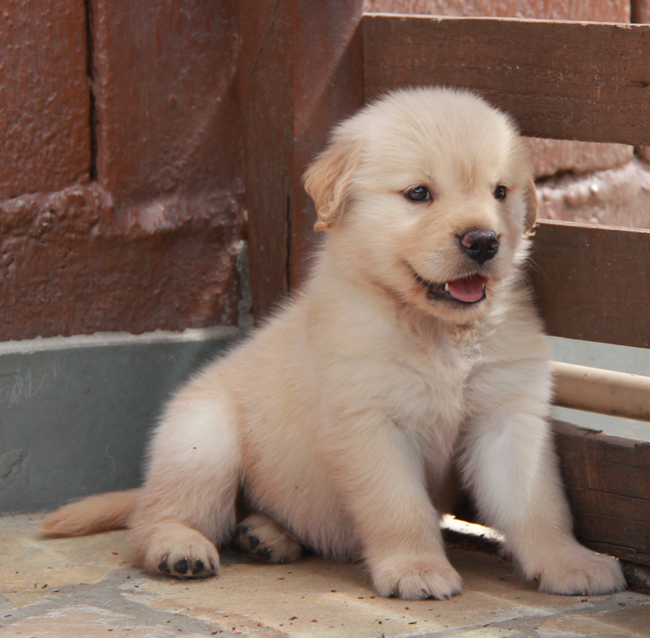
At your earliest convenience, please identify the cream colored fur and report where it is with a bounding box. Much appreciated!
[41,88,626,599]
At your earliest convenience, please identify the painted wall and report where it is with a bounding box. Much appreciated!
[2,1,648,344]
[0,1,246,342]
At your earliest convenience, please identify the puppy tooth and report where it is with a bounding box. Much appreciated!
[444,283,450,292]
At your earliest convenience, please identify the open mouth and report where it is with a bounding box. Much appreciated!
[413,271,488,305]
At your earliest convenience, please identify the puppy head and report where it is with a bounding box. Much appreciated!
[304,87,538,323]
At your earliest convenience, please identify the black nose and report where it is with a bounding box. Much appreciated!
[459,229,499,264]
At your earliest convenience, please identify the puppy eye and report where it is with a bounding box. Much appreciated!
[494,185,507,201]
[405,186,431,202]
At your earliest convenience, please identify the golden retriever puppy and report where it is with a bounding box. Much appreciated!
[41,87,626,600]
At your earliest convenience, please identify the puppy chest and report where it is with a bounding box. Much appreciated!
[384,359,470,435]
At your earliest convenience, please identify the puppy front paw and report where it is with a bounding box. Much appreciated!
[157,555,217,579]
[370,553,463,600]
[531,544,626,595]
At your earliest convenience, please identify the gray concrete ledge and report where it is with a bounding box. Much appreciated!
[2,329,648,515]
[0,327,241,515]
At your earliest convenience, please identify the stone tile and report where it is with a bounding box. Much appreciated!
[537,611,645,637]
[0,605,212,638]
[1,514,649,638]
[103,548,644,638]
[456,628,527,638]
[589,603,650,635]
[0,514,131,594]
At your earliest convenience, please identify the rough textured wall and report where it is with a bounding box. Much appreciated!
[92,1,242,208]
[0,0,246,341]
[2,1,647,343]
[0,0,245,339]
[364,0,628,19]
[0,0,90,200]
[364,0,650,229]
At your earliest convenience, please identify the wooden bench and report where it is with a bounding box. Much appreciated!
[239,2,650,568]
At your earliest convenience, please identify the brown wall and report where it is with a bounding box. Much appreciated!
[0,0,245,341]
[2,1,647,341]
[0,1,90,201]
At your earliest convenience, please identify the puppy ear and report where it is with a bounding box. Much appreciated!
[524,179,539,236]
[304,133,361,232]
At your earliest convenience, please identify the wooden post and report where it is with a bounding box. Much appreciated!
[239,0,364,321]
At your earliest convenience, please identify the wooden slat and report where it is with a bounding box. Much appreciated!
[528,220,650,348]
[553,420,650,566]
[363,15,650,145]
[239,0,364,321]
[239,0,292,319]
[289,2,364,289]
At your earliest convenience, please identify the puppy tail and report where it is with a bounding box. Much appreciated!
[38,489,140,537]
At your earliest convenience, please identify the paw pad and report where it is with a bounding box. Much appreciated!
[237,524,275,562]
[157,556,216,579]
[235,513,303,564]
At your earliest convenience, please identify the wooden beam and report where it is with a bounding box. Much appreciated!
[239,0,364,320]
[363,15,650,145]
[553,420,650,566]
[552,362,650,422]
[289,2,364,289]
[528,220,650,348]
[239,0,293,319]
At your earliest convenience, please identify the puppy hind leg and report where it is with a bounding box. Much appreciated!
[130,384,242,580]
[236,513,303,564]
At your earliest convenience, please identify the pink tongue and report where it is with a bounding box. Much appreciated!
[446,275,486,302]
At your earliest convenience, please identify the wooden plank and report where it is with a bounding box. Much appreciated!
[528,220,650,348]
[553,420,650,566]
[238,0,293,320]
[239,0,364,319]
[568,488,650,524]
[289,1,364,289]
[363,15,650,146]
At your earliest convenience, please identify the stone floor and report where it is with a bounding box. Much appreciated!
[1,513,649,637]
